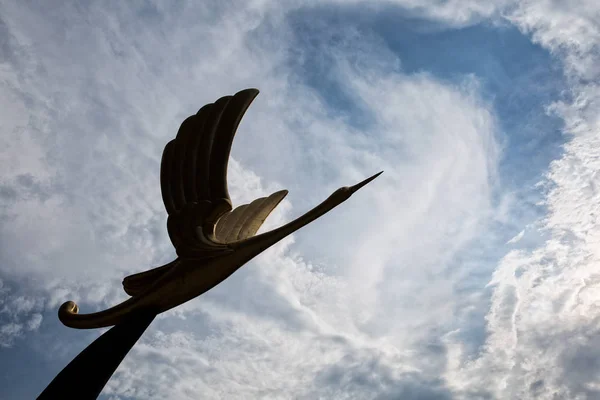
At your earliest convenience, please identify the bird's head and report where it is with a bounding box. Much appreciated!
[330,171,384,204]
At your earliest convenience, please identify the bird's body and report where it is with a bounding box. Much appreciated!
[58,88,381,329]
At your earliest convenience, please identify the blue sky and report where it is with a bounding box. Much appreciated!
[1,1,599,399]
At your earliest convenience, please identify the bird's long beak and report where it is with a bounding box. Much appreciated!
[349,171,383,194]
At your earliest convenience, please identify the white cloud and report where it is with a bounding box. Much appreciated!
[5,0,599,399]
[439,1,600,399]
[508,0,600,80]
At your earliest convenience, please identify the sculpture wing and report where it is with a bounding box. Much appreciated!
[122,89,288,296]
[160,88,287,256]
[122,260,178,297]
[214,189,288,242]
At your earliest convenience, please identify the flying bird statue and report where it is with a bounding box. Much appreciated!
[57,88,381,330]
[57,88,381,331]
[40,88,381,399]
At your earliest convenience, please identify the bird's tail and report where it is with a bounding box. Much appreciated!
[58,294,142,329]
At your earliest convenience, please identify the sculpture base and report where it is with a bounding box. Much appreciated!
[38,310,156,399]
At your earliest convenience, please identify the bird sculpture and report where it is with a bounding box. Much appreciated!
[58,88,382,329]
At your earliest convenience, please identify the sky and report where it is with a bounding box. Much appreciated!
[0,0,599,399]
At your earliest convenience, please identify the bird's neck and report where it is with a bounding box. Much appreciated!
[233,194,340,260]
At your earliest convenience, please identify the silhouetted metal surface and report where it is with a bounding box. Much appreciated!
[38,310,155,399]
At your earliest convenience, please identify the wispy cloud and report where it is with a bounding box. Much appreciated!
[443,1,600,399]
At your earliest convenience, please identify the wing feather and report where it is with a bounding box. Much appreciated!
[209,89,259,203]
[170,118,191,208]
[196,97,231,201]
[227,197,266,241]
[160,141,176,215]
[215,204,249,241]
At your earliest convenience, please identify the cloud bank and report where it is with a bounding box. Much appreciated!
[0,0,598,399]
